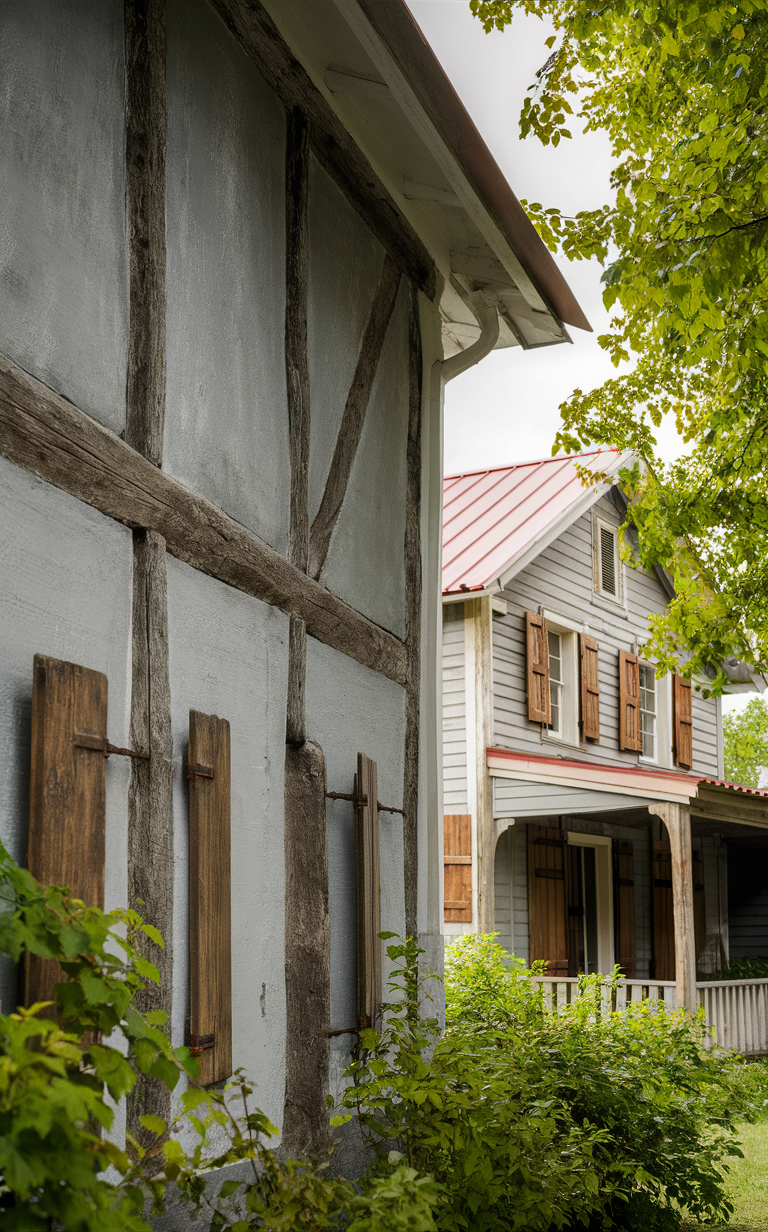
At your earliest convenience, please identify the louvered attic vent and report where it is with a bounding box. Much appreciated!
[600,526,617,596]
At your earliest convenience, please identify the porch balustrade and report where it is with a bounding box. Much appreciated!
[535,976,768,1056]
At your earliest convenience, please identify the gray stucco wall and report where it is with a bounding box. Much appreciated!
[304,637,406,1096]
[492,493,721,775]
[164,0,290,553]
[307,158,385,523]
[165,557,290,1132]
[0,459,133,1011]
[319,284,410,638]
[0,0,128,432]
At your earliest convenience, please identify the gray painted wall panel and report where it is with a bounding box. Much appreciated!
[166,557,290,1129]
[493,777,650,818]
[305,638,406,1092]
[0,0,127,431]
[320,285,409,637]
[164,0,290,553]
[0,460,132,1011]
[492,494,720,776]
[307,158,385,523]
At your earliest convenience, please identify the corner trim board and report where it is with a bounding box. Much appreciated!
[0,353,408,687]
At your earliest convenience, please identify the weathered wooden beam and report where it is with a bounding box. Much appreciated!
[0,353,408,686]
[206,0,436,300]
[125,0,167,465]
[403,282,422,938]
[308,256,401,580]
[124,0,174,1138]
[282,741,331,1159]
[649,801,697,1012]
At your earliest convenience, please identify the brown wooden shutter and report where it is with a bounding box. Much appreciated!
[444,814,472,923]
[652,841,675,981]
[614,840,636,978]
[356,752,382,1029]
[673,674,693,769]
[579,635,600,742]
[618,651,642,752]
[525,611,551,724]
[527,824,568,976]
[24,655,107,1008]
[188,710,232,1085]
[565,844,583,978]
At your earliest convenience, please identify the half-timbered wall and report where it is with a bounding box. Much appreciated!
[0,0,439,1176]
[492,492,720,775]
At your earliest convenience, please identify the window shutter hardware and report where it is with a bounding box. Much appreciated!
[186,1030,215,1057]
[326,789,405,816]
[187,762,214,781]
[74,731,149,760]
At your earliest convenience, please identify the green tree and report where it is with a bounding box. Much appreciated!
[470,0,768,691]
[723,696,768,786]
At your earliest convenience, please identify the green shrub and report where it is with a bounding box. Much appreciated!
[699,956,768,981]
[338,933,747,1232]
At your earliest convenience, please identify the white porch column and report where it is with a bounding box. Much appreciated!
[649,801,697,1012]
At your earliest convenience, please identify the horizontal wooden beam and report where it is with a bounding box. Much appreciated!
[0,354,408,687]
[208,0,436,300]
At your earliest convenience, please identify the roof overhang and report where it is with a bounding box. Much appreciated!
[259,0,589,363]
[487,747,768,826]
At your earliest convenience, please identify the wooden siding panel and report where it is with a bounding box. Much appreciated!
[443,606,468,809]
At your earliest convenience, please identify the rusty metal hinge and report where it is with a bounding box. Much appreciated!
[187,1031,215,1057]
[74,731,149,760]
[325,790,405,817]
[187,763,214,782]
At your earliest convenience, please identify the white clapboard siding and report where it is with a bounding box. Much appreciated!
[443,604,468,809]
[494,826,513,952]
[491,494,720,777]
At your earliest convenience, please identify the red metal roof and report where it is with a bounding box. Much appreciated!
[442,450,628,596]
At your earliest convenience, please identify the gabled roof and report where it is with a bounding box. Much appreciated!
[442,450,633,596]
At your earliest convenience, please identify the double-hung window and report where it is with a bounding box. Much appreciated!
[639,664,657,761]
[548,631,564,738]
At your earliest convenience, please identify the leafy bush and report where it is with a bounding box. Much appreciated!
[699,956,768,982]
[338,933,749,1232]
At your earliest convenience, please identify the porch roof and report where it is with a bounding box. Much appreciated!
[487,747,768,825]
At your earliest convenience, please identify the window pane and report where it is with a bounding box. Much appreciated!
[548,632,562,734]
[639,664,657,759]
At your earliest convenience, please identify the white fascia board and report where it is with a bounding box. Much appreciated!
[489,452,635,593]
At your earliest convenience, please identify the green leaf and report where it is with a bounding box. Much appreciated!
[140,1114,168,1136]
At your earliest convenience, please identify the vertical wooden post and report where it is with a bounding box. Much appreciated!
[469,596,494,935]
[403,282,422,940]
[125,0,172,1133]
[356,753,382,1028]
[649,802,697,1011]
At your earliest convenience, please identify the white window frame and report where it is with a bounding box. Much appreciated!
[593,516,624,605]
[639,662,658,762]
[567,832,614,974]
[541,610,580,747]
[637,664,673,768]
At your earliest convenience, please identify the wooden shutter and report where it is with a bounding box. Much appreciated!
[580,635,600,742]
[618,651,642,752]
[24,655,107,1008]
[565,844,584,978]
[188,710,232,1085]
[527,824,568,976]
[673,674,693,769]
[444,815,472,923]
[652,841,675,981]
[356,752,382,1029]
[526,611,551,724]
[614,840,635,978]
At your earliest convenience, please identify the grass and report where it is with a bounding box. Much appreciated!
[682,1120,768,1231]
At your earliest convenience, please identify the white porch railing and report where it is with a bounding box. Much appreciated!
[536,976,768,1056]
